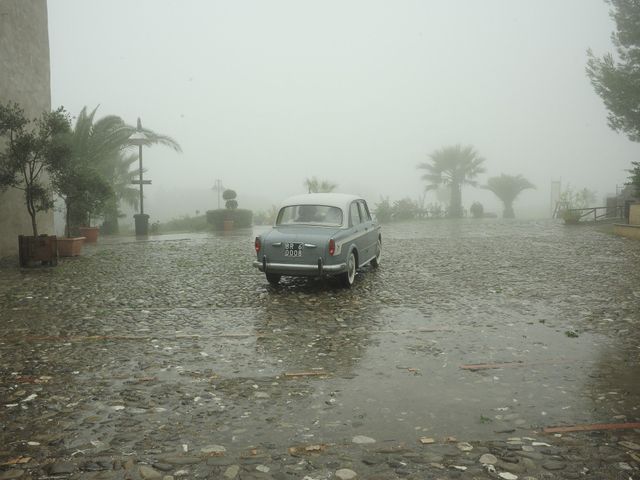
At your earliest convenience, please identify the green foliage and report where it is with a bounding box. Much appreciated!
[559,186,596,210]
[253,205,278,225]
[206,208,253,229]
[374,197,425,222]
[484,174,535,218]
[374,197,393,223]
[587,1,640,141]
[628,161,640,194]
[222,189,237,201]
[427,203,445,218]
[304,176,337,193]
[417,144,485,218]
[558,186,597,224]
[470,201,484,219]
[155,214,209,233]
[392,198,419,220]
[67,106,181,232]
[0,103,72,237]
[222,189,238,209]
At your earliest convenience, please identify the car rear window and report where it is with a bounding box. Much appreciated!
[276,205,343,226]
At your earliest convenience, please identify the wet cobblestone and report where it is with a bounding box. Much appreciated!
[1,220,639,478]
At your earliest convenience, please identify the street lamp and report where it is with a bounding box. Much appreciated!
[128,118,151,236]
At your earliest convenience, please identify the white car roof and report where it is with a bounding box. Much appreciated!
[279,193,363,212]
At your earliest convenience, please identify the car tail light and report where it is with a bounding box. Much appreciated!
[255,237,261,253]
[328,238,335,256]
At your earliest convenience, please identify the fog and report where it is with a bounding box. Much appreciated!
[48,0,640,221]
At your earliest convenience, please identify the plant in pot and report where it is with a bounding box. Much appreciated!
[558,186,596,225]
[0,103,71,266]
[222,189,238,231]
[50,153,112,256]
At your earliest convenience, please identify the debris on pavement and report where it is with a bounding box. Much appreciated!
[543,422,640,433]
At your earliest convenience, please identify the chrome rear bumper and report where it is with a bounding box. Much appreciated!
[253,259,346,276]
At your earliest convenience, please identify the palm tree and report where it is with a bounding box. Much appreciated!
[484,174,535,218]
[68,106,181,232]
[304,176,337,193]
[418,144,485,218]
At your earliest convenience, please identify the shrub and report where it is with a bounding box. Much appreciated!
[254,205,278,225]
[156,214,209,233]
[206,208,253,229]
[392,197,418,220]
[470,202,484,219]
[374,197,393,223]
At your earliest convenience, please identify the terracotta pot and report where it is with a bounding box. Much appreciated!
[58,237,85,257]
[79,226,99,243]
[18,235,58,267]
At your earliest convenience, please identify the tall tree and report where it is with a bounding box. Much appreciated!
[587,0,640,141]
[0,103,71,237]
[67,106,181,232]
[629,160,640,193]
[304,176,337,193]
[417,144,485,218]
[484,174,535,218]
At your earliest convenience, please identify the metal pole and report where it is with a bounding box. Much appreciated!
[139,143,144,214]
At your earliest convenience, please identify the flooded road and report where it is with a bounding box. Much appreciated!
[1,219,639,478]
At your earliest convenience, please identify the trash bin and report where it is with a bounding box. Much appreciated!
[134,213,150,236]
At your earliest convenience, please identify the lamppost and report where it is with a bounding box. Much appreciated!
[128,118,151,236]
[212,178,224,209]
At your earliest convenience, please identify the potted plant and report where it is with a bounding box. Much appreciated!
[557,186,596,225]
[0,103,71,266]
[49,151,112,256]
[222,189,238,231]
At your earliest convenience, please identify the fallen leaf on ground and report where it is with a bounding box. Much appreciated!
[3,456,31,465]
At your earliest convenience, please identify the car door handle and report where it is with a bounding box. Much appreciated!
[304,243,317,248]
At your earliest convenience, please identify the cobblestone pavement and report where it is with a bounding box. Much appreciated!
[1,219,639,479]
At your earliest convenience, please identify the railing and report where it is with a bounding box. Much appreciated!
[559,205,625,223]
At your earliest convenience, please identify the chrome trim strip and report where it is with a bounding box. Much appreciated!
[362,254,376,265]
[334,230,366,255]
[304,243,317,248]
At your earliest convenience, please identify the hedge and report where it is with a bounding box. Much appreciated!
[206,208,253,229]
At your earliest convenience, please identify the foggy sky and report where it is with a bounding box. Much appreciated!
[48,0,639,220]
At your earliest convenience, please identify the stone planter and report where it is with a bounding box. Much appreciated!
[223,219,235,231]
[57,237,85,257]
[18,235,58,267]
[79,226,99,243]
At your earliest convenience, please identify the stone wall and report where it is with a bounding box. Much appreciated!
[0,0,52,258]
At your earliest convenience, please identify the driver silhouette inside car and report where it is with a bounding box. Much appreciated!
[296,205,321,223]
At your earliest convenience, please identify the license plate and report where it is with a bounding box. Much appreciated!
[284,242,303,257]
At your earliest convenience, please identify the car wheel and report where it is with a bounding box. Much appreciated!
[266,273,281,285]
[340,251,356,288]
[371,238,381,268]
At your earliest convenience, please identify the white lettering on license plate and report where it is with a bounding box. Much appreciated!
[284,242,303,257]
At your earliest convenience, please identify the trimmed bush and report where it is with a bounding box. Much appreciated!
[206,208,253,229]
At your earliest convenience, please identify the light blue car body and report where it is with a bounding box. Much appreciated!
[253,193,381,286]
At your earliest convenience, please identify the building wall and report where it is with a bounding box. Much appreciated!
[0,0,52,258]
[630,203,640,226]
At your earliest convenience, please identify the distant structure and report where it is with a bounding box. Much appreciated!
[0,0,52,258]
[550,180,561,217]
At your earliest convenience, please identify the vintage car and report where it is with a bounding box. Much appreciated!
[253,193,381,287]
